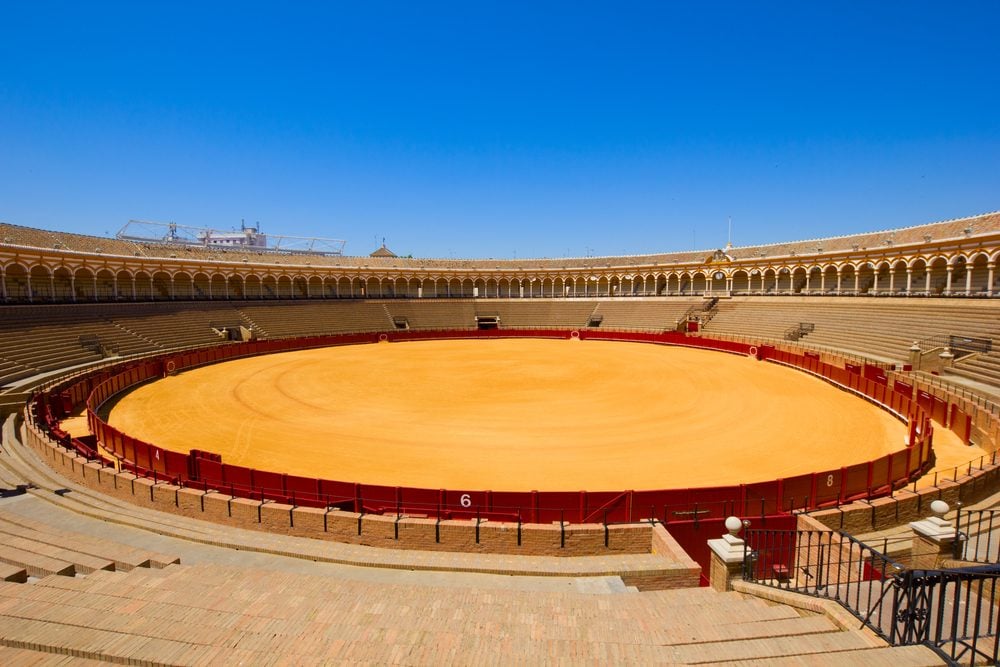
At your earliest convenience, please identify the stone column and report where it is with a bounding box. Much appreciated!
[910,500,959,569]
[708,517,748,592]
[909,342,922,369]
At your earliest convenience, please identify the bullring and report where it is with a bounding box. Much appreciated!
[1,212,1000,663]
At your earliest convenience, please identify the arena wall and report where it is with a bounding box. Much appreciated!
[63,331,933,520]
[21,420,706,589]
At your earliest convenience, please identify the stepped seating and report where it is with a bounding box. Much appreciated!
[593,299,701,330]
[0,562,942,664]
[947,351,1000,389]
[0,563,27,583]
[0,515,176,571]
[484,300,598,328]
[386,299,478,329]
[239,301,391,337]
[1,298,998,392]
[0,444,178,578]
[0,304,238,386]
[0,543,77,577]
[0,309,108,385]
[0,359,35,387]
[705,298,1000,363]
[109,304,239,350]
[0,430,221,555]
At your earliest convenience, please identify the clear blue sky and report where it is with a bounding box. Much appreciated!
[1,2,998,258]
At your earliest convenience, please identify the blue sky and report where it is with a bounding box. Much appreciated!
[1,2,998,258]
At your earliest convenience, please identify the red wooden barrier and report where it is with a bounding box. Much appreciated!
[65,329,936,525]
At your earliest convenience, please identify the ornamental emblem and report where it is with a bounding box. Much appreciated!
[705,249,733,264]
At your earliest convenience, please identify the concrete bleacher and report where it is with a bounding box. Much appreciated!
[108,302,239,350]
[704,297,1000,363]
[0,304,241,388]
[482,300,599,328]
[384,299,479,330]
[0,514,177,572]
[948,351,1000,393]
[592,298,701,330]
[0,307,113,386]
[0,561,942,664]
[0,442,179,580]
[2,298,999,395]
[0,431,178,581]
[238,301,392,337]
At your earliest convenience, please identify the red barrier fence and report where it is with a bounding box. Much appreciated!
[41,329,938,525]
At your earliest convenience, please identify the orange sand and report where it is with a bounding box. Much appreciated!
[103,339,916,492]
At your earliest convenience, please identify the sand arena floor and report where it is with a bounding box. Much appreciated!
[103,339,905,491]
[104,339,915,492]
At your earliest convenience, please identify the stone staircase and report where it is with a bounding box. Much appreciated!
[0,562,943,665]
[0,413,946,664]
[947,351,1000,392]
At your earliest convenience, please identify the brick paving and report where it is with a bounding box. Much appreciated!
[0,563,945,665]
[0,416,946,664]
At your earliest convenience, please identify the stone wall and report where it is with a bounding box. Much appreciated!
[26,420,662,558]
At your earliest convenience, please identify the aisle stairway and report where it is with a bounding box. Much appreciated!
[0,561,943,665]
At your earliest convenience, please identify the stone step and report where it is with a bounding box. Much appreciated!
[0,599,893,666]
[4,570,835,651]
[1,534,114,575]
[1,429,231,555]
[715,643,944,666]
[0,514,171,570]
[0,615,263,666]
[28,568,761,618]
[12,575,801,638]
[668,629,883,664]
[0,645,109,665]
[0,563,27,583]
[0,544,75,578]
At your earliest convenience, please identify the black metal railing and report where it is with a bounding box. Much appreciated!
[956,509,1000,565]
[744,528,1000,665]
[891,566,1000,665]
[782,323,814,342]
[743,529,904,641]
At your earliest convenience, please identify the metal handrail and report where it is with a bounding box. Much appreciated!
[743,527,1000,665]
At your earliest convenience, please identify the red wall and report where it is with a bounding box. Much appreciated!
[53,329,935,523]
